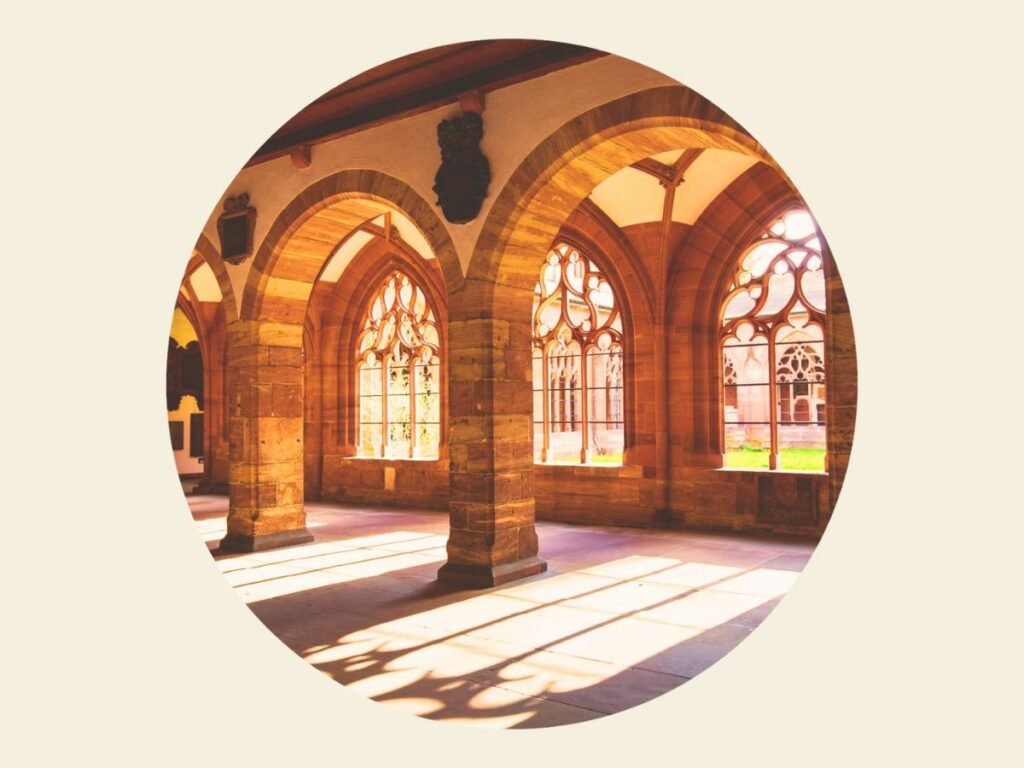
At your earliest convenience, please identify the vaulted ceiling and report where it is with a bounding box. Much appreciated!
[588,148,761,230]
[229,40,780,290]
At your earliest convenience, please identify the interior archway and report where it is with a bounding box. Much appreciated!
[174,246,232,492]
[175,42,859,727]
[193,233,238,323]
[303,235,450,505]
[441,85,777,584]
[222,170,459,552]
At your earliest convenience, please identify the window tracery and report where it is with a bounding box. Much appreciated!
[532,243,624,464]
[356,269,441,459]
[720,209,827,471]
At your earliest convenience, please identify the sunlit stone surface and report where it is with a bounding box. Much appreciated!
[193,494,812,729]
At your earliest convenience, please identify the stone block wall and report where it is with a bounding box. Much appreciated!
[320,457,449,509]
[184,85,856,570]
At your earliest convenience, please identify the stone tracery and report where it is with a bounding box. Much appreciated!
[532,243,624,464]
[356,269,442,459]
[720,209,828,470]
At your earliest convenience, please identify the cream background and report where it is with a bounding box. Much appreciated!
[2,1,1020,766]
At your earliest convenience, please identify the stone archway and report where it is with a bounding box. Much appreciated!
[302,237,450,504]
[193,233,238,323]
[439,85,775,586]
[177,239,235,492]
[221,170,459,552]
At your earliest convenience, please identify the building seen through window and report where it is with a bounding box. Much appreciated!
[720,209,827,471]
[532,243,624,465]
[356,269,442,459]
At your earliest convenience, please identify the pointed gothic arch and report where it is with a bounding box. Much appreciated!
[223,170,458,553]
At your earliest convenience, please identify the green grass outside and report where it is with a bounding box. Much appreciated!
[725,446,825,471]
[542,448,824,471]
[542,452,624,466]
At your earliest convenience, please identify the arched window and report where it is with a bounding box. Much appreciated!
[532,243,624,465]
[720,209,827,471]
[355,269,441,459]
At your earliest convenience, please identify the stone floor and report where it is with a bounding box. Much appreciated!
[191,494,814,729]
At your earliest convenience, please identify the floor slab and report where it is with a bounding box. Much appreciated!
[190,493,814,728]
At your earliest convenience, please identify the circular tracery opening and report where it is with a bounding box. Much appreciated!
[356,268,442,459]
[531,243,624,465]
[721,209,828,471]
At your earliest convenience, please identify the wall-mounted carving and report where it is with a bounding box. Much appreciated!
[167,338,204,411]
[217,193,257,265]
[432,113,490,224]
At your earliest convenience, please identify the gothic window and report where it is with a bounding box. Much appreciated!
[532,243,624,464]
[720,209,827,471]
[723,358,738,410]
[355,269,441,459]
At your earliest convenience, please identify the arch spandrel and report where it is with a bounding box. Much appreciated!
[239,170,461,333]
[222,169,460,553]
[192,233,238,322]
[466,86,778,293]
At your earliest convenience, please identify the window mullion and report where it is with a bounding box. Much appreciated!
[409,358,417,459]
[768,335,779,469]
[580,346,589,464]
[541,348,550,462]
[380,354,389,458]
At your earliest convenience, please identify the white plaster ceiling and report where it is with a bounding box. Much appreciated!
[188,262,223,302]
[319,211,436,284]
[319,229,376,283]
[388,210,435,263]
[671,150,759,225]
[587,149,760,229]
[588,166,666,228]
[650,149,685,165]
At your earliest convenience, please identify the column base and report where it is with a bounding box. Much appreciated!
[437,556,547,589]
[219,528,314,553]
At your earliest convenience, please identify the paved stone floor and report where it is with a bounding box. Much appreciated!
[191,494,814,728]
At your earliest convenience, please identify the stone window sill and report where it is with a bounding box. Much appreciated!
[534,462,640,476]
[346,456,444,464]
[715,466,828,477]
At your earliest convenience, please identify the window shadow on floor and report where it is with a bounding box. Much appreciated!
[203,510,804,729]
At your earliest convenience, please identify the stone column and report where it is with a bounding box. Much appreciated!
[220,320,313,552]
[438,282,547,587]
[824,246,857,518]
[195,302,230,494]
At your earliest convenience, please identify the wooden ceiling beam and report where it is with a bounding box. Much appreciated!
[630,158,676,186]
[670,148,704,185]
[631,148,704,187]
[246,42,605,167]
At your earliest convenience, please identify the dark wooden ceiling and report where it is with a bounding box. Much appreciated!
[248,39,605,166]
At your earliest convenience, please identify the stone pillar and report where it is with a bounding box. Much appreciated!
[438,282,547,587]
[824,246,857,518]
[195,302,230,494]
[221,320,313,552]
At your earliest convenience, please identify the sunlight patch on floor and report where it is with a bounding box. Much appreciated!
[298,554,790,705]
[193,502,809,726]
[209,531,449,603]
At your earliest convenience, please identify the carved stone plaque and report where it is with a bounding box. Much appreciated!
[433,113,490,224]
[217,193,257,265]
